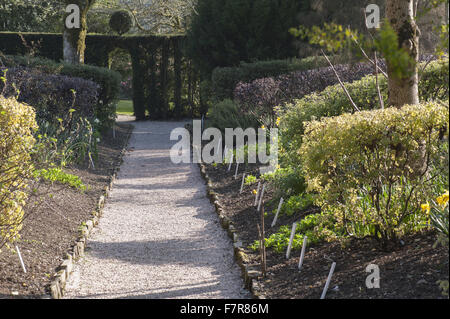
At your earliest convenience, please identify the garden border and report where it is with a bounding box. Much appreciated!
[48,124,133,299]
[197,162,264,299]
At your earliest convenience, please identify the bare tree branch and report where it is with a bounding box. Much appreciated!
[321,49,360,112]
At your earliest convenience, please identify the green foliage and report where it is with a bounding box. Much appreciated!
[206,99,258,133]
[300,102,449,246]
[186,0,303,76]
[289,23,355,54]
[419,58,449,101]
[250,212,338,253]
[109,10,132,35]
[33,168,87,192]
[0,96,37,245]
[279,59,449,167]
[290,20,417,81]
[261,167,307,199]
[211,55,341,101]
[0,0,64,33]
[280,75,387,166]
[374,21,416,80]
[33,116,98,168]
[281,194,315,217]
[58,62,120,131]
[244,174,257,185]
[3,54,121,131]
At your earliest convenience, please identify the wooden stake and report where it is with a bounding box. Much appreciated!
[321,262,336,299]
[257,184,265,212]
[258,204,267,277]
[234,162,239,179]
[254,181,261,206]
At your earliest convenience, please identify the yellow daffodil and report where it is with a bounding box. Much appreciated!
[261,125,265,130]
[276,117,281,126]
[252,189,257,195]
[436,190,449,207]
[421,203,431,214]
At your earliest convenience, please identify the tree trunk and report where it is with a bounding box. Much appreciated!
[386,0,420,107]
[63,1,95,64]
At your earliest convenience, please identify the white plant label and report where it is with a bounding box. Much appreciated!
[321,262,337,299]
[285,222,297,259]
[271,197,284,227]
[223,145,228,162]
[298,236,308,272]
[227,153,233,171]
[240,173,246,194]
[234,162,239,179]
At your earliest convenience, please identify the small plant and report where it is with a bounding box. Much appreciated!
[244,174,257,185]
[428,190,449,246]
[250,212,338,253]
[33,168,87,192]
[424,190,449,297]
[281,194,315,216]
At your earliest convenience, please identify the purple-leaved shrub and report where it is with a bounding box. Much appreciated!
[0,66,99,125]
[234,61,385,123]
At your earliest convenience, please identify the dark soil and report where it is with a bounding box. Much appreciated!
[0,123,133,299]
[205,163,449,299]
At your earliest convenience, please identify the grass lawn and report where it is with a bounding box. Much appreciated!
[116,99,134,115]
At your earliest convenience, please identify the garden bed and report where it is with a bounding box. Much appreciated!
[0,122,133,299]
[204,163,449,299]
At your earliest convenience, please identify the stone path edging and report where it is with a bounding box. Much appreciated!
[198,163,263,299]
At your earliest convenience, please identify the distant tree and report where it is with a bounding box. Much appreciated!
[0,0,64,32]
[186,0,303,76]
[121,0,196,34]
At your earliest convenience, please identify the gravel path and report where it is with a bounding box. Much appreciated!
[64,118,250,299]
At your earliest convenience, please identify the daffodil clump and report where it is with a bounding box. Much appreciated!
[423,191,449,239]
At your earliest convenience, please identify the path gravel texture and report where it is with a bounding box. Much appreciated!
[64,117,250,299]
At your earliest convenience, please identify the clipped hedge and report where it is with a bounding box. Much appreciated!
[1,66,99,126]
[0,96,38,245]
[300,102,449,244]
[280,59,449,166]
[211,55,345,101]
[2,55,120,130]
[235,61,383,122]
[419,58,449,101]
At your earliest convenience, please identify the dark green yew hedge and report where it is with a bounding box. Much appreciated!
[0,32,187,121]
